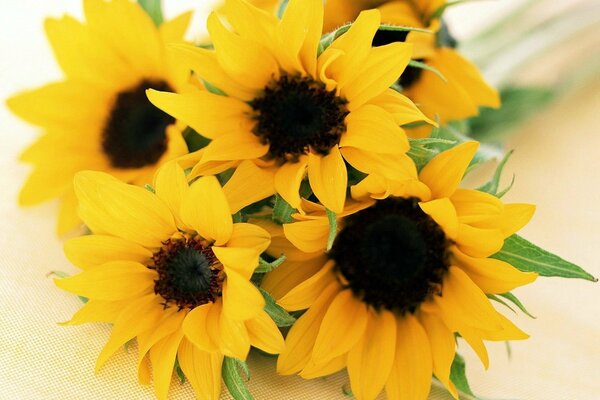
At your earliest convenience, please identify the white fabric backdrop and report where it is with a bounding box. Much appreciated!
[1,1,599,399]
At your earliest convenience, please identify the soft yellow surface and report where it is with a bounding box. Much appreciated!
[1,1,600,399]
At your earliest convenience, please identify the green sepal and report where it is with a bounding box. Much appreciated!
[408,60,447,83]
[272,194,295,224]
[137,0,163,26]
[325,209,337,251]
[144,184,156,193]
[255,255,286,274]
[183,127,211,153]
[476,150,514,198]
[259,288,296,327]
[498,292,536,318]
[319,24,430,56]
[492,235,597,281]
[449,353,479,399]
[277,0,289,18]
[203,79,226,96]
[407,137,457,171]
[174,357,186,384]
[222,357,254,400]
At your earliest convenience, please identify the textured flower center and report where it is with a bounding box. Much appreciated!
[329,197,450,314]
[250,73,349,163]
[149,236,224,310]
[102,79,175,169]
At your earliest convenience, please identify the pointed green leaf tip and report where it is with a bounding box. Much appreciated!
[477,150,514,197]
[492,235,597,282]
[223,357,254,400]
[138,0,163,26]
[326,209,337,251]
[260,288,296,327]
[449,353,481,400]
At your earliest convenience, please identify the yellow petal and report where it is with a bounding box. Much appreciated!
[451,188,503,223]
[219,308,251,359]
[368,88,434,126]
[19,163,80,206]
[177,338,223,400]
[213,246,260,280]
[434,266,502,332]
[308,146,347,213]
[181,176,233,245]
[419,198,459,239]
[312,290,369,364]
[343,42,412,111]
[419,142,479,199]
[300,354,346,379]
[477,312,529,341]
[347,309,397,400]
[61,299,129,325]
[146,89,251,139]
[261,256,328,300]
[223,160,276,213]
[274,157,308,210]
[222,268,265,320]
[341,105,409,154]
[385,314,432,400]
[95,294,163,372]
[278,260,336,311]
[226,223,271,253]
[137,308,185,372]
[159,11,193,43]
[74,171,176,248]
[245,310,285,354]
[418,311,457,399]
[208,12,278,90]
[451,246,537,294]
[456,224,504,258]
[471,203,536,238]
[182,303,219,353]
[55,261,155,301]
[150,330,185,400]
[459,327,490,369]
[283,218,329,253]
[277,282,340,375]
[64,235,152,270]
[200,130,269,163]
[153,161,189,226]
[341,147,418,181]
[222,0,277,47]
[57,187,82,235]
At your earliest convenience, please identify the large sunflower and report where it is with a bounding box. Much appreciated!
[55,162,284,400]
[249,0,500,133]
[148,0,432,214]
[7,0,193,234]
[264,142,537,400]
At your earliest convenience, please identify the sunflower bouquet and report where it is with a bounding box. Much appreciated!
[7,0,596,399]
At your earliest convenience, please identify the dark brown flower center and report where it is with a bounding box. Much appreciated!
[329,197,450,314]
[102,79,175,169]
[249,73,349,163]
[149,236,223,310]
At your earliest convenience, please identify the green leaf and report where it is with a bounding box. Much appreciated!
[272,195,295,224]
[498,292,536,319]
[277,0,289,19]
[259,288,296,327]
[203,79,226,96]
[487,294,517,314]
[476,150,514,197]
[492,235,597,282]
[222,357,254,400]
[183,127,211,153]
[326,209,337,251]
[469,86,555,142]
[408,60,447,83]
[255,255,286,274]
[137,0,163,26]
[450,353,478,399]
[407,137,457,170]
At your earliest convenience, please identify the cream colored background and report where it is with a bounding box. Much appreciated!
[1,1,599,399]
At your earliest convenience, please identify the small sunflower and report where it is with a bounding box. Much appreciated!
[148,0,432,214]
[266,142,537,400]
[323,0,501,132]
[55,162,284,400]
[7,0,193,234]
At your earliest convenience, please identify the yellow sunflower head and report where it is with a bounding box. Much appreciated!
[7,0,194,234]
[148,0,432,214]
[55,162,284,400]
[263,142,537,400]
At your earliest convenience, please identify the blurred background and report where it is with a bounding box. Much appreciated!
[0,0,599,399]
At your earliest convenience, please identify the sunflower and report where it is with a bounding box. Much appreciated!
[147,0,432,214]
[7,0,194,234]
[265,142,537,400]
[54,162,284,400]
[307,0,501,134]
